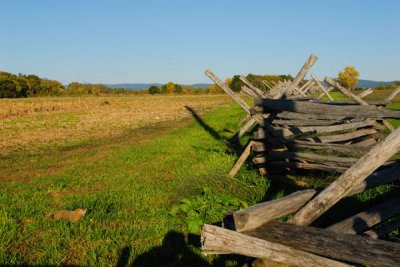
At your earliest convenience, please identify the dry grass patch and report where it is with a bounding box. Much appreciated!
[0,95,231,154]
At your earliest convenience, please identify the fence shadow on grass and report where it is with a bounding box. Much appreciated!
[184,106,225,143]
[126,231,246,267]
[184,105,246,154]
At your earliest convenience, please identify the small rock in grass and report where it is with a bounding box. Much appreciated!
[45,208,88,223]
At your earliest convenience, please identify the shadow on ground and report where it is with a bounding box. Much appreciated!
[117,231,246,267]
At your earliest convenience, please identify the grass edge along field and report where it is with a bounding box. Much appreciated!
[0,102,269,266]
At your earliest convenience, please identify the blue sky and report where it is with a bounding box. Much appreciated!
[1,0,399,84]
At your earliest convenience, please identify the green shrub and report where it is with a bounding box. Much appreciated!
[170,187,247,234]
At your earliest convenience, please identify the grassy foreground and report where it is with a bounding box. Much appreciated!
[0,102,268,266]
[2,91,400,266]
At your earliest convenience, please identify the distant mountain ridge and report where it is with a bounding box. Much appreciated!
[102,79,396,90]
[355,79,396,88]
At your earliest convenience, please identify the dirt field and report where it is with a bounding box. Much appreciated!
[0,95,231,154]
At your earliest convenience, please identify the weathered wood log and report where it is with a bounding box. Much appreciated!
[323,80,394,132]
[272,120,376,137]
[253,98,400,118]
[243,221,400,267]
[272,118,341,126]
[317,86,334,100]
[292,85,308,96]
[228,141,254,178]
[289,126,400,226]
[240,90,254,99]
[277,54,318,98]
[237,114,250,126]
[289,141,369,153]
[262,80,274,90]
[265,151,358,167]
[241,87,257,99]
[305,128,377,143]
[350,161,400,194]
[357,88,373,98]
[352,137,377,147]
[236,117,256,138]
[298,79,314,95]
[382,119,395,132]
[251,258,289,267]
[239,76,266,98]
[385,85,400,102]
[205,70,265,128]
[314,100,389,106]
[326,195,400,234]
[262,160,348,173]
[324,77,369,105]
[252,139,369,154]
[233,163,400,232]
[201,224,350,267]
[312,75,334,101]
[275,111,348,121]
[234,190,317,232]
[205,69,251,113]
[363,218,400,238]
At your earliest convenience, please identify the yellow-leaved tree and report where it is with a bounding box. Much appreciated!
[208,84,222,94]
[338,66,360,88]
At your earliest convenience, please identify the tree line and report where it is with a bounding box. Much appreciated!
[0,71,138,98]
[0,70,296,98]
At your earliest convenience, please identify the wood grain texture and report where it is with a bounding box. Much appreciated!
[385,85,400,102]
[233,190,317,232]
[324,77,368,105]
[311,75,334,101]
[305,128,377,143]
[253,98,400,118]
[239,76,266,98]
[363,219,400,239]
[277,54,318,98]
[327,195,400,234]
[289,126,400,225]
[233,163,400,232]
[205,69,251,113]
[228,141,253,177]
[357,88,373,99]
[272,120,376,137]
[244,221,400,267]
[201,224,350,267]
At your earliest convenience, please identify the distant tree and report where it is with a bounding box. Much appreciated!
[14,76,30,97]
[338,66,360,88]
[161,82,173,94]
[174,84,182,94]
[148,85,161,94]
[66,82,104,95]
[161,82,182,94]
[25,74,41,96]
[0,78,17,98]
[230,75,243,92]
[207,84,222,94]
[40,79,65,96]
[0,71,29,98]
[193,87,205,94]
[225,78,233,87]
[182,85,194,94]
[229,74,293,92]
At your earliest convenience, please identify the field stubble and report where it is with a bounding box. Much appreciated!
[0,95,231,154]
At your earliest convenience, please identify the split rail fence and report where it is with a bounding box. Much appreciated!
[201,54,400,266]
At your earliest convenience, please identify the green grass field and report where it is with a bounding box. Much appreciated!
[0,102,268,266]
[2,91,400,266]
